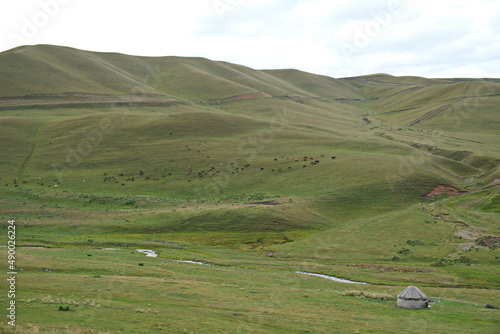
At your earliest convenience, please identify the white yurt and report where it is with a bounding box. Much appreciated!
[397,286,428,309]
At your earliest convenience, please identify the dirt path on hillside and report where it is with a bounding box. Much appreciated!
[0,93,180,110]
[408,104,452,126]
[208,92,268,105]
[120,197,291,216]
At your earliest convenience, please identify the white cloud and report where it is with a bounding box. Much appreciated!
[0,0,499,78]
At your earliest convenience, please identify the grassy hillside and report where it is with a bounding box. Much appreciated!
[0,45,498,333]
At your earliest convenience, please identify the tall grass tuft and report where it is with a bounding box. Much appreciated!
[342,290,394,300]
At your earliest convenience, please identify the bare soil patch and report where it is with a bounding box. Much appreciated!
[477,236,500,249]
[455,225,483,240]
[424,185,462,198]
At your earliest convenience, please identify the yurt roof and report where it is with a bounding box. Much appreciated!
[397,286,427,300]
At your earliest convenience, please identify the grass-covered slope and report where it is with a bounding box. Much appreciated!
[0,45,498,333]
[0,45,351,101]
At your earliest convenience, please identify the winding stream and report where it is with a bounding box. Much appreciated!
[173,260,211,266]
[295,271,369,285]
[136,249,370,285]
[135,249,158,257]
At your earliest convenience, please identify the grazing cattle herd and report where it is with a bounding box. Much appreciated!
[5,146,337,188]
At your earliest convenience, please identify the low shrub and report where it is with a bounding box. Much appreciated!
[397,248,411,255]
[406,240,424,246]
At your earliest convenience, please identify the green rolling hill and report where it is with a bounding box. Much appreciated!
[0,45,498,333]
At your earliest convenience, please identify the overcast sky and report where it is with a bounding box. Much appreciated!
[1,0,499,78]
